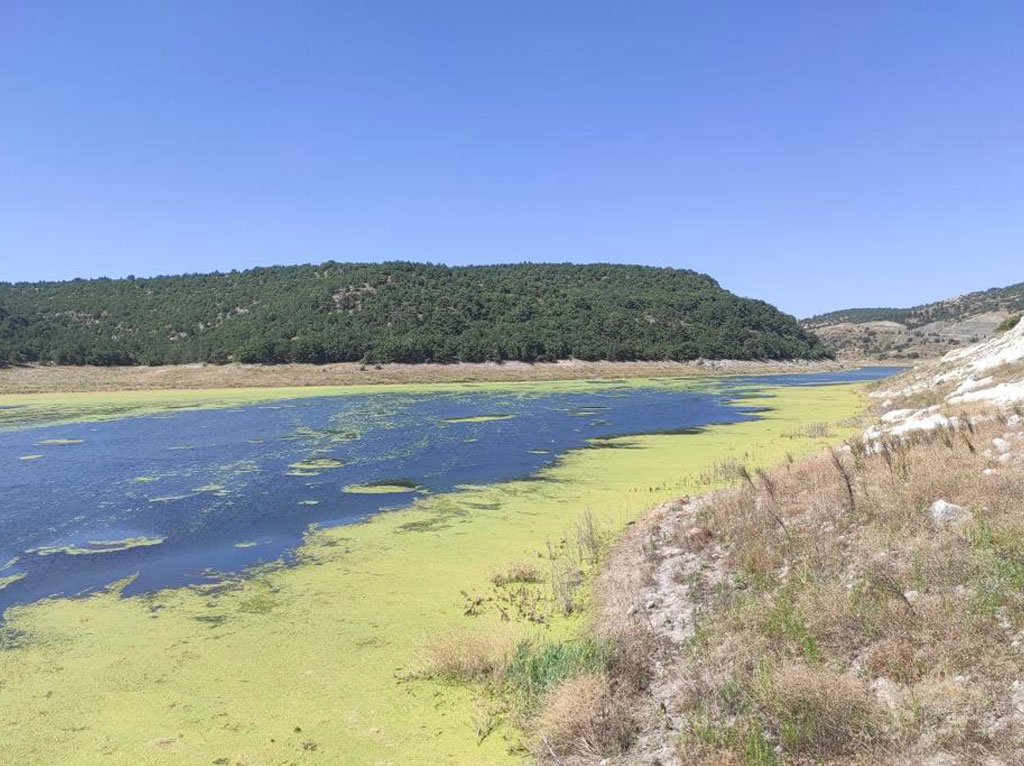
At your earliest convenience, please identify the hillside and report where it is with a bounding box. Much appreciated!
[0,263,828,366]
[520,309,1024,765]
[803,281,1024,359]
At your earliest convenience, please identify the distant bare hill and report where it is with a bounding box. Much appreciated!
[803,280,1024,359]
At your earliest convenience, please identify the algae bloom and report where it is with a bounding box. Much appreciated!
[0,572,27,590]
[28,537,167,556]
[442,414,515,423]
[342,480,421,494]
[286,457,346,476]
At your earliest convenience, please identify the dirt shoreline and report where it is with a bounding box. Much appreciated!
[0,358,874,395]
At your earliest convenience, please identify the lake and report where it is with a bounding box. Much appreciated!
[0,368,899,614]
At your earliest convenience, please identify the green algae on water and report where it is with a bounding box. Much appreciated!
[287,458,345,474]
[149,495,189,503]
[0,573,26,591]
[342,480,421,495]
[443,414,515,423]
[36,438,84,446]
[192,484,228,494]
[0,380,870,766]
[17,454,43,461]
[28,537,167,557]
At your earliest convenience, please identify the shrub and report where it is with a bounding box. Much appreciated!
[530,673,635,758]
[760,664,880,757]
[996,314,1021,333]
[420,628,521,683]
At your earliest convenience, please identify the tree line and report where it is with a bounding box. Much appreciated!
[0,262,830,366]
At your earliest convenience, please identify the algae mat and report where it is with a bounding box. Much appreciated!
[0,383,867,765]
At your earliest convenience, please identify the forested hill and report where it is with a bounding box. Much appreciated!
[0,263,829,366]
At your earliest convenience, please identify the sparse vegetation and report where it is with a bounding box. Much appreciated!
[996,314,1021,333]
[491,562,543,587]
[803,281,1024,359]
[535,408,1024,764]
[419,628,523,683]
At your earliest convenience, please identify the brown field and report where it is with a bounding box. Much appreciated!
[0,358,855,395]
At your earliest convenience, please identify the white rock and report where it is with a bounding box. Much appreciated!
[871,677,902,710]
[1013,680,1024,714]
[953,376,994,396]
[994,437,1011,453]
[983,468,996,476]
[1008,414,1022,427]
[929,500,973,529]
[881,408,916,423]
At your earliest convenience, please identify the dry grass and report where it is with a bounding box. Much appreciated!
[781,421,834,439]
[417,509,639,754]
[987,360,1024,385]
[531,673,636,759]
[491,562,543,587]
[532,406,1024,764]
[671,412,1024,764]
[419,627,523,683]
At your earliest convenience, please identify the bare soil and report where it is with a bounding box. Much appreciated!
[0,359,853,395]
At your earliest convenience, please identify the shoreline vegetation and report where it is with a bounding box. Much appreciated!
[509,347,1024,763]
[0,381,868,765]
[0,358,864,396]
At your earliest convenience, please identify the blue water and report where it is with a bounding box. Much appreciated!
[0,368,900,613]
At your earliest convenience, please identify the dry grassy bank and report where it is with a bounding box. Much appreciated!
[0,358,853,394]
[522,405,1024,765]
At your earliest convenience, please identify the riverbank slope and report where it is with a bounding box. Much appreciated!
[536,322,1024,764]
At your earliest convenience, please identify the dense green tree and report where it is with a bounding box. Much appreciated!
[0,262,830,365]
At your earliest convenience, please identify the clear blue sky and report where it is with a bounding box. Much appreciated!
[2,2,1022,317]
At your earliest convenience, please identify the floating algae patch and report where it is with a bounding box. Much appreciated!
[528,449,550,454]
[36,438,84,446]
[0,380,880,765]
[290,425,362,445]
[298,500,321,506]
[342,480,421,495]
[0,573,26,591]
[148,495,189,504]
[17,454,43,461]
[0,375,723,430]
[233,541,260,549]
[287,457,345,474]
[0,557,18,573]
[28,537,166,557]
[130,475,159,483]
[443,413,516,423]
[192,484,228,494]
